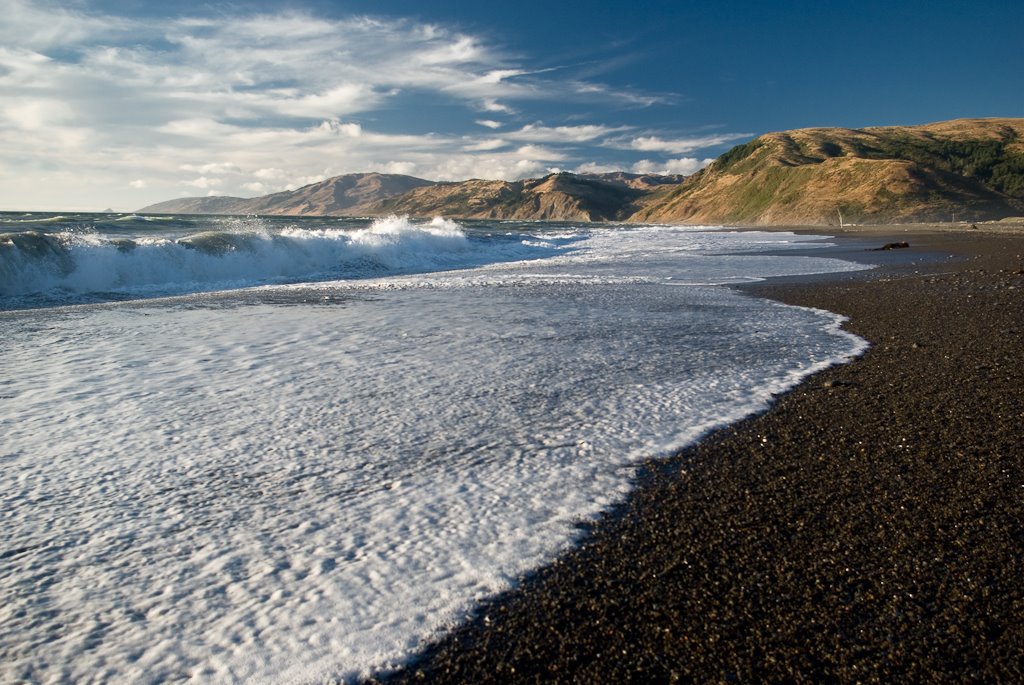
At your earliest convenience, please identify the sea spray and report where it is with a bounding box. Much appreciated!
[0,214,567,306]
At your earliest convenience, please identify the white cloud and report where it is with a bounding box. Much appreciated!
[574,162,622,174]
[632,157,714,175]
[0,0,127,49]
[0,1,716,210]
[285,173,331,190]
[383,145,571,182]
[180,162,241,175]
[381,161,419,176]
[570,82,670,108]
[514,145,567,161]
[480,99,514,114]
[0,6,538,138]
[508,123,630,144]
[253,168,288,181]
[619,133,751,155]
[425,156,549,181]
[2,98,75,130]
[463,139,508,152]
[253,83,378,119]
[318,121,364,137]
[159,118,237,138]
[414,34,484,66]
[185,177,222,189]
[479,69,528,84]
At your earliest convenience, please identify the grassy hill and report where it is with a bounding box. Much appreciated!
[138,172,661,221]
[139,119,1024,225]
[367,173,648,221]
[632,118,1024,225]
[138,173,435,216]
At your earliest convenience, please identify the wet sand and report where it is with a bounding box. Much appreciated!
[374,223,1024,683]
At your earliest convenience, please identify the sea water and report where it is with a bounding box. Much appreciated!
[0,213,868,683]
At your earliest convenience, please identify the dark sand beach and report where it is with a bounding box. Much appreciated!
[374,223,1024,683]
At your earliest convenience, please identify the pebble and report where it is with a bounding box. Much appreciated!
[372,230,1024,685]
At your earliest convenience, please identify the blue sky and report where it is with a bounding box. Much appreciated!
[1,0,1021,210]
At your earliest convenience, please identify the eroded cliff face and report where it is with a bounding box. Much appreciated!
[632,118,1024,225]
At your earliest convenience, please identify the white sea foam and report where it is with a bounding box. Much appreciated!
[0,216,563,303]
[0,225,869,683]
[114,213,175,222]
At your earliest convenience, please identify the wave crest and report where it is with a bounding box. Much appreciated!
[0,216,550,305]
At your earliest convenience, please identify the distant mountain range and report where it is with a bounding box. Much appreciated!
[138,173,435,217]
[368,172,688,221]
[138,171,683,221]
[140,118,1024,224]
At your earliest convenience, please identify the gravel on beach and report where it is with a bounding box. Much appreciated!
[374,227,1024,684]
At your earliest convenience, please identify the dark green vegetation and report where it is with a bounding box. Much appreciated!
[710,138,764,174]
[871,135,1024,199]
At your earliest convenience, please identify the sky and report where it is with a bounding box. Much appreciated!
[1,0,1021,211]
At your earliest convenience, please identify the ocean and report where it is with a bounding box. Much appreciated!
[1,212,868,682]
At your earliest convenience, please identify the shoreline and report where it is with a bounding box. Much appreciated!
[373,225,1024,682]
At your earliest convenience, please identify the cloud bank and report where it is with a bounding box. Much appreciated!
[0,0,745,210]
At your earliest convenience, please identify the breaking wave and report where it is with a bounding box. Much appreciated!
[0,216,555,305]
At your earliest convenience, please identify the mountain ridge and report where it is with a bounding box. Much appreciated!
[632,118,1024,224]
[139,119,1024,224]
[137,171,684,221]
[138,173,436,217]
[365,172,656,222]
